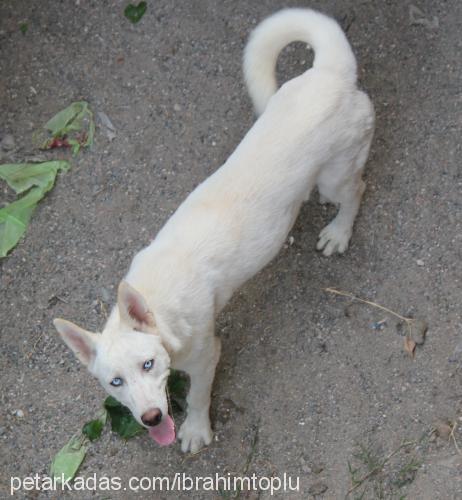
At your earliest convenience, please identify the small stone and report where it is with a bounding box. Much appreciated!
[1,134,15,151]
[434,419,452,439]
[302,464,312,474]
[173,103,181,112]
[288,236,295,246]
[14,409,24,418]
[416,259,424,266]
[308,481,328,495]
[0,426,5,435]
[100,287,111,303]
[311,462,325,474]
[409,318,428,345]
[216,398,243,425]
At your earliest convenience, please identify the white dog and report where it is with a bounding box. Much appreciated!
[54,8,374,453]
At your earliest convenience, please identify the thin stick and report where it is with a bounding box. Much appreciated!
[26,331,44,359]
[345,441,415,497]
[450,422,462,456]
[324,288,412,323]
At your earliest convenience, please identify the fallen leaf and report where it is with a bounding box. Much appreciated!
[0,161,70,257]
[168,369,188,414]
[97,111,116,141]
[82,409,107,441]
[408,318,427,345]
[124,2,147,23]
[104,396,146,439]
[409,5,439,29]
[101,371,187,439]
[41,101,95,155]
[404,336,416,358]
[448,340,462,363]
[50,433,87,482]
[0,161,69,194]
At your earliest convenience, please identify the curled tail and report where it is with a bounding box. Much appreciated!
[243,8,358,115]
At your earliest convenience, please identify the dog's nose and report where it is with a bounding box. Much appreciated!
[141,408,163,426]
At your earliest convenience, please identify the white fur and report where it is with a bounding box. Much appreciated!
[54,8,374,453]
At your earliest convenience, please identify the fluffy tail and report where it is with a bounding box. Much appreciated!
[243,8,357,115]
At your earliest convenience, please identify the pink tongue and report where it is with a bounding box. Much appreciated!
[148,415,176,446]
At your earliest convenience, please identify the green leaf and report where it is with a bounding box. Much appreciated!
[104,397,146,439]
[0,161,70,257]
[50,434,87,483]
[167,369,188,413]
[124,2,147,23]
[103,395,122,408]
[45,101,85,136]
[42,101,95,155]
[67,138,81,156]
[82,410,107,441]
[0,161,70,194]
[19,23,28,35]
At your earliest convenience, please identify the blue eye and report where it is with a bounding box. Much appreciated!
[110,377,123,387]
[143,359,154,371]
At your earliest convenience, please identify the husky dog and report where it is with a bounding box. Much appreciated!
[54,8,374,453]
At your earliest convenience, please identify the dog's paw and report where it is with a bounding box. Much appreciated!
[178,414,212,453]
[317,222,351,256]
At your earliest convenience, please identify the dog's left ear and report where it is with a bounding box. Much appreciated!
[117,281,156,329]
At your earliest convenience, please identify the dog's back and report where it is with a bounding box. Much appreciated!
[129,9,374,308]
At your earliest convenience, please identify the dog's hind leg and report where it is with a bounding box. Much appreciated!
[176,335,221,453]
[317,176,365,255]
[316,139,371,256]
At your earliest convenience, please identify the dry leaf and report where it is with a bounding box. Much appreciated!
[409,318,428,345]
[404,337,416,358]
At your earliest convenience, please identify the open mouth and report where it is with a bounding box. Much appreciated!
[148,413,176,446]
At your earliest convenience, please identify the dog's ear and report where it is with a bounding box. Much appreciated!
[117,281,156,329]
[53,318,97,366]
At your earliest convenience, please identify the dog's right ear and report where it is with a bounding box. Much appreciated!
[53,318,97,366]
[117,281,156,329]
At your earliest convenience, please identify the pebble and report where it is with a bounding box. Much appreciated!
[434,419,452,439]
[409,318,428,345]
[100,286,111,303]
[416,259,424,266]
[14,409,24,418]
[1,134,15,151]
[308,481,328,495]
[311,462,325,474]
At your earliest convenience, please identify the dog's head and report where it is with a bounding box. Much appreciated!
[53,281,176,445]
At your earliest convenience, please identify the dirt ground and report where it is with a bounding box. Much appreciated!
[1,0,461,498]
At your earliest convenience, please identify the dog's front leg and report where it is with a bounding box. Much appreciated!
[175,335,221,453]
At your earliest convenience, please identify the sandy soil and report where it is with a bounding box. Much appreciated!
[1,1,461,498]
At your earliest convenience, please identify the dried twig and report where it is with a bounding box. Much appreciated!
[324,288,424,357]
[26,331,44,359]
[449,421,462,456]
[345,441,415,497]
[324,288,411,322]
